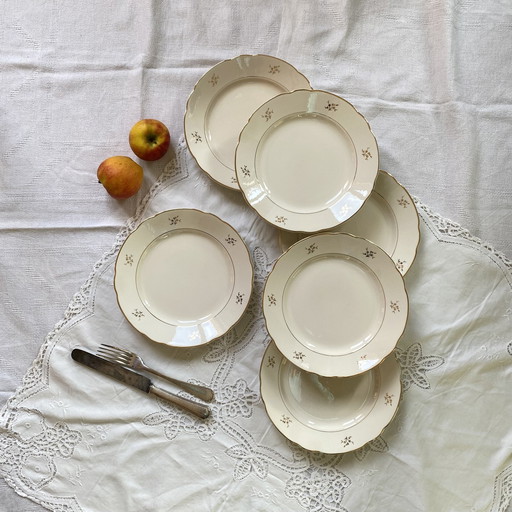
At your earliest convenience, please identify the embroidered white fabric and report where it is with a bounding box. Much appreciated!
[1,1,512,510]
[1,140,511,512]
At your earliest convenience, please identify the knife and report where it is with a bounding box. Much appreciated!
[71,349,210,419]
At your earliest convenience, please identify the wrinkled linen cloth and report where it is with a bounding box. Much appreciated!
[1,141,512,512]
[1,0,511,511]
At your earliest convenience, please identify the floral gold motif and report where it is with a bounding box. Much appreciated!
[397,196,410,208]
[267,356,276,368]
[225,235,237,246]
[235,292,245,305]
[305,243,318,254]
[208,73,219,86]
[396,259,406,272]
[240,165,250,177]
[362,147,372,160]
[169,215,181,226]
[262,108,273,122]
[390,301,400,313]
[325,100,338,112]
[363,248,376,259]
[191,131,202,143]
[384,393,394,406]
[267,293,277,306]
[132,309,144,320]
[280,415,292,426]
[124,254,134,266]
[341,436,354,447]
[275,216,287,225]
[293,351,305,361]
[268,64,280,74]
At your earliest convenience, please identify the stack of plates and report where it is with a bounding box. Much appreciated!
[184,54,419,453]
[115,54,420,454]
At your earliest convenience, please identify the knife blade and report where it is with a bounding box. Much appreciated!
[71,348,210,419]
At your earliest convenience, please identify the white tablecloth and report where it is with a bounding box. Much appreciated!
[2,139,512,511]
[1,1,511,511]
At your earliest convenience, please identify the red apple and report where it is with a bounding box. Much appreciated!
[129,119,170,161]
[97,156,143,199]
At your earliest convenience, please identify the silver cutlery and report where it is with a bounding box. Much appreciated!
[71,349,210,419]
[96,344,214,402]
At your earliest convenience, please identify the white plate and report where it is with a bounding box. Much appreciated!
[235,89,378,232]
[260,341,401,453]
[279,170,420,274]
[114,209,253,347]
[184,54,311,190]
[263,233,408,377]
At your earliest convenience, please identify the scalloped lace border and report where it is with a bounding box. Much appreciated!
[1,145,511,512]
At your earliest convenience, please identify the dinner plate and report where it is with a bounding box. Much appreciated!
[260,341,401,453]
[235,89,378,232]
[184,54,311,190]
[263,233,408,377]
[114,209,253,347]
[279,170,420,275]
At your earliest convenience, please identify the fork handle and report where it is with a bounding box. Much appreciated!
[149,385,210,419]
[144,366,215,402]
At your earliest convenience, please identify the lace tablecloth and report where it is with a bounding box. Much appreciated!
[1,140,511,512]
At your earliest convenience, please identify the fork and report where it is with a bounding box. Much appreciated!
[96,344,214,402]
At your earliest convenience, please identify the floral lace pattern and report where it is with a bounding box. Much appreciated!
[395,342,445,391]
[142,245,354,511]
[353,436,389,461]
[0,409,82,510]
[413,198,512,283]
[1,143,511,511]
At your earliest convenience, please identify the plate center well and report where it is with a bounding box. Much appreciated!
[255,113,356,213]
[283,254,385,355]
[279,359,380,431]
[206,78,286,169]
[136,229,234,325]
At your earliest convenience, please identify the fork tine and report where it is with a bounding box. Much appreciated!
[100,344,132,356]
[96,345,132,364]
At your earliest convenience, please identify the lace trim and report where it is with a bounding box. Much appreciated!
[414,196,512,511]
[413,196,512,280]
[2,137,190,422]
[0,138,189,511]
[492,466,512,512]
[1,141,511,511]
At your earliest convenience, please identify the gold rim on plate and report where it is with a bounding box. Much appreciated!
[278,170,421,275]
[260,341,402,454]
[114,208,253,347]
[235,89,379,232]
[263,232,408,377]
[184,54,311,190]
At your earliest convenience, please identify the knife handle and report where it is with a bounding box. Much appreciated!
[145,366,214,402]
[150,385,210,419]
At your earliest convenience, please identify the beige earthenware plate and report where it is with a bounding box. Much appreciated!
[279,170,420,275]
[184,54,311,190]
[114,209,253,347]
[260,341,401,453]
[235,89,378,232]
[263,233,408,377]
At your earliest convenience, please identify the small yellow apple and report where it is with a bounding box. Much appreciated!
[97,156,143,199]
[129,119,170,161]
